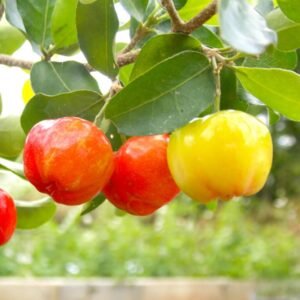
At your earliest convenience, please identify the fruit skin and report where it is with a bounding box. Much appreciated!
[103,135,180,216]
[0,189,17,246]
[167,110,273,203]
[23,117,114,205]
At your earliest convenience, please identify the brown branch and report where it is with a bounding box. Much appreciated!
[120,25,150,54]
[162,0,218,34]
[0,50,141,71]
[0,54,33,69]
[161,0,184,32]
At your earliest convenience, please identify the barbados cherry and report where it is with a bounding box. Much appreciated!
[23,117,114,205]
[167,110,273,203]
[0,189,17,246]
[103,134,180,216]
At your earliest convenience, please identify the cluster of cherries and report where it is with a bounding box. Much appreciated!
[0,111,273,246]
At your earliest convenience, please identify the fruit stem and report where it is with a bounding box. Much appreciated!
[212,56,221,112]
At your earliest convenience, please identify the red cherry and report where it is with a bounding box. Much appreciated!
[23,117,114,205]
[0,189,17,246]
[103,134,180,216]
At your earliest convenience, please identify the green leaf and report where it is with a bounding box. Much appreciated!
[120,0,149,22]
[16,0,56,49]
[105,122,123,151]
[119,63,134,86]
[235,67,300,121]
[130,33,201,81]
[0,23,25,54]
[16,197,56,229]
[31,61,100,95]
[267,8,300,51]
[81,193,106,216]
[51,0,78,49]
[192,26,223,48]
[0,115,25,158]
[21,91,103,133]
[4,0,26,32]
[219,0,277,55]
[268,107,281,125]
[179,0,218,25]
[0,157,25,179]
[277,0,300,23]
[77,0,119,78]
[243,46,297,70]
[174,0,188,10]
[106,51,215,136]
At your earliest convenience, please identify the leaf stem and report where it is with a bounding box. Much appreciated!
[212,57,221,112]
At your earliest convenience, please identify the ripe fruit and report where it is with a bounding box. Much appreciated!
[23,117,114,205]
[167,110,273,203]
[0,189,17,246]
[103,135,180,216]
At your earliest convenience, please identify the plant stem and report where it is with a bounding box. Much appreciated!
[161,0,218,33]
[212,57,221,112]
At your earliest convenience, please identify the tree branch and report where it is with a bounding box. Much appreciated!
[0,54,33,69]
[0,50,141,71]
[161,0,218,34]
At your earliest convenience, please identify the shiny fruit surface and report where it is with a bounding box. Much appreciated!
[24,117,114,205]
[0,189,17,246]
[167,110,273,203]
[103,135,180,216]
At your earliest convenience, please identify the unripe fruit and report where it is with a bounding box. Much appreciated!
[23,117,114,205]
[103,135,180,216]
[0,189,17,246]
[167,110,273,203]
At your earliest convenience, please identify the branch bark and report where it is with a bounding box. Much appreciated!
[162,0,218,34]
[0,50,141,71]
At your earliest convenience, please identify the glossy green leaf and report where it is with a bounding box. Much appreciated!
[235,67,300,121]
[31,61,100,95]
[192,26,223,48]
[16,197,56,229]
[0,23,25,54]
[120,0,149,22]
[267,9,300,51]
[17,0,56,49]
[219,0,277,55]
[0,157,25,179]
[119,63,134,86]
[81,193,106,216]
[174,0,188,10]
[21,91,103,133]
[277,0,300,23]
[268,107,281,125]
[243,46,297,70]
[4,0,26,32]
[0,115,25,158]
[106,51,215,136]
[77,0,119,78]
[105,122,123,151]
[51,0,78,49]
[179,0,218,25]
[130,33,201,81]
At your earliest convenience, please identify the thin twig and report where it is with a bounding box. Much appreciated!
[161,0,184,32]
[121,26,149,54]
[184,0,218,33]
[0,50,141,71]
[161,0,218,34]
[0,54,33,69]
